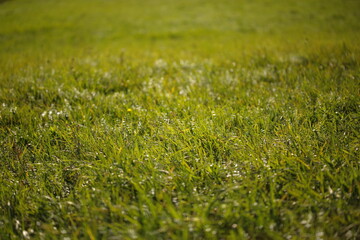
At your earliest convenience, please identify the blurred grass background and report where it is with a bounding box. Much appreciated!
[1,0,359,60]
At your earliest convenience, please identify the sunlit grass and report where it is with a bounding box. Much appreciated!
[0,0,359,239]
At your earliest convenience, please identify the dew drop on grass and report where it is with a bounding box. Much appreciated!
[22,230,30,239]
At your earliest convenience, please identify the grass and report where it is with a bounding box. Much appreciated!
[0,0,359,239]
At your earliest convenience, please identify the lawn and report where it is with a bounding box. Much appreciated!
[0,0,359,239]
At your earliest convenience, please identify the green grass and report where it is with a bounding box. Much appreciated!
[0,0,359,239]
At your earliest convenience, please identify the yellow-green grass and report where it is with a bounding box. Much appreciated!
[0,0,359,239]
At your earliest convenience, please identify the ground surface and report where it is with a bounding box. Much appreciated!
[0,0,359,239]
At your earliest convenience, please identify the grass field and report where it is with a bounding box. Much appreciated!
[0,0,360,239]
